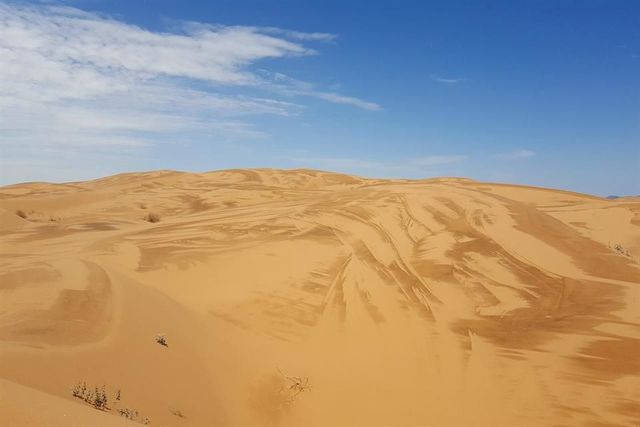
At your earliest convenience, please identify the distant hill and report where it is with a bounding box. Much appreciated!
[606,194,640,200]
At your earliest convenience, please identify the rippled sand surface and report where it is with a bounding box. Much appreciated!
[1,169,638,427]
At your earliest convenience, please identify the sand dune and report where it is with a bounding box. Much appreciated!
[0,169,638,427]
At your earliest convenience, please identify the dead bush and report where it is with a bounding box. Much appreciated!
[72,382,149,424]
[170,409,185,418]
[249,369,311,422]
[155,334,168,347]
[71,381,108,410]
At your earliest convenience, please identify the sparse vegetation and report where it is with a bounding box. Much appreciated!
[249,369,311,422]
[155,334,168,347]
[118,408,139,420]
[118,408,150,425]
[278,369,311,405]
[95,385,108,410]
[170,409,185,418]
[609,242,634,259]
[71,381,108,410]
[71,381,86,399]
[72,381,150,424]
[145,212,160,223]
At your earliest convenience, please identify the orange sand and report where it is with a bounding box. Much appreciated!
[1,169,638,426]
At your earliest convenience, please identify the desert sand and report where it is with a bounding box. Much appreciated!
[0,169,638,427]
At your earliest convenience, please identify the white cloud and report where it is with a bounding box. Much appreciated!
[1,5,313,87]
[0,2,378,178]
[310,92,382,111]
[431,75,465,84]
[493,149,536,159]
[247,26,337,42]
[259,71,381,111]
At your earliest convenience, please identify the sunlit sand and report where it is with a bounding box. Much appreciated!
[1,169,638,426]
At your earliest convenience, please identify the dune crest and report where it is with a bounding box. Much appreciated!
[1,169,639,427]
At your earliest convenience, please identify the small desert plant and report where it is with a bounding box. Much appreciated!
[611,243,633,258]
[144,212,160,223]
[279,369,311,403]
[250,369,312,420]
[15,209,27,219]
[118,408,150,424]
[72,382,107,410]
[72,381,87,399]
[73,382,148,423]
[93,385,108,410]
[170,409,185,418]
[155,334,168,347]
[118,408,139,420]
[85,388,94,405]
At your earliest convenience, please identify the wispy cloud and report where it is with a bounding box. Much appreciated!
[0,2,378,161]
[430,74,465,84]
[493,149,536,160]
[259,27,338,42]
[310,92,382,111]
[262,71,381,111]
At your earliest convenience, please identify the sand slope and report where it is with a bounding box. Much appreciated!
[0,169,638,427]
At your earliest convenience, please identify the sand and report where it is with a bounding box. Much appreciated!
[0,168,638,427]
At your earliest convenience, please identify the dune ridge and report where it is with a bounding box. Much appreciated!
[1,169,639,427]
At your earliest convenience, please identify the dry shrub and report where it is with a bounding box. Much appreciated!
[71,381,108,410]
[170,409,185,418]
[249,369,311,422]
[72,382,149,424]
[155,334,168,347]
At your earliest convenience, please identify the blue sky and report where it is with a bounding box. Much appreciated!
[0,0,638,195]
